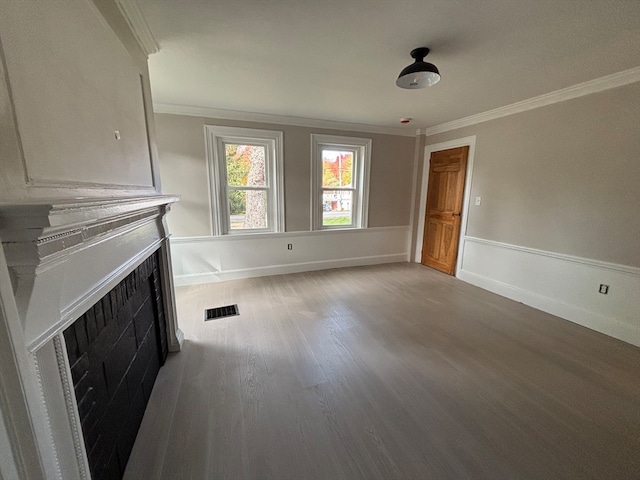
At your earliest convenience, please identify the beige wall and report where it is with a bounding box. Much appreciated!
[155,113,416,236]
[426,82,640,267]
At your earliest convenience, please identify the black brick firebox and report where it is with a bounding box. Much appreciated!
[63,251,168,480]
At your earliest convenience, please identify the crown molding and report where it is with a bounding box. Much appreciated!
[116,0,159,56]
[153,103,418,137]
[425,67,640,136]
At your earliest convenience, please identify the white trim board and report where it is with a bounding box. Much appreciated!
[458,236,640,347]
[407,131,425,262]
[309,134,371,231]
[204,125,285,236]
[170,225,409,243]
[425,67,640,136]
[414,136,477,273]
[153,103,417,137]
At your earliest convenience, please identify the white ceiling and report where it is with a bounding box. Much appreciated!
[138,0,640,131]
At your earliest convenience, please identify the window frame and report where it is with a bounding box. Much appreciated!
[311,134,371,230]
[205,125,284,235]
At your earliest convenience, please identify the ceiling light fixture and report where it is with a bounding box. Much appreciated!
[396,47,440,89]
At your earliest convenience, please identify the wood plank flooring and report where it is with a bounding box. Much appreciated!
[123,263,640,480]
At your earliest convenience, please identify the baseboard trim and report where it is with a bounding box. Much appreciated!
[457,269,640,347]
[173,253,407,285]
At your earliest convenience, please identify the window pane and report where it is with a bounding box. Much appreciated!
[228,190,268,230]
[322,150,353,188]
[225,144,267,187]
[322,190,353,226]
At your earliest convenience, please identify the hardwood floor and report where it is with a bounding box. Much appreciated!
[124,263,640,480]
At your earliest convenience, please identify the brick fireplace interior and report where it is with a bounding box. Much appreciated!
[64,251,168,480]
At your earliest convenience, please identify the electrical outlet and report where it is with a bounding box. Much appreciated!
[287,243,293,250]
[598,284,609,294]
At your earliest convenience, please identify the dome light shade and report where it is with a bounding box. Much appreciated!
[396,47,441,89]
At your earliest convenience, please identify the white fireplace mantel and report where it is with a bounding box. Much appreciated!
[0,194,183,480]
[0,195,182,350]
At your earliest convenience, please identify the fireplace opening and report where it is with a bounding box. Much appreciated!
[63,251,168,480]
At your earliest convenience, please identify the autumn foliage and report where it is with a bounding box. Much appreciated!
[225,144,267,228]
[322,151,353,188]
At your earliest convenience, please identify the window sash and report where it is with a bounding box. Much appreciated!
[311,134,371,231]
[205,126,284,235]
[320,187,357,228]
[226,188,270,232]
[218,140,273,233]
[227,186,270,192]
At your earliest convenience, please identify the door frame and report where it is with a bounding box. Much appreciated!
[414,136,476,277]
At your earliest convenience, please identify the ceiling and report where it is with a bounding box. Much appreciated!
[138,0,640,131]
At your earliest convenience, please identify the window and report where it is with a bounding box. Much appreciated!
[205,126,284,235]
[311,134,371,230]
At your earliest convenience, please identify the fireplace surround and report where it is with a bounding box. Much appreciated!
[0,195,183,480]
[64,250,168,479]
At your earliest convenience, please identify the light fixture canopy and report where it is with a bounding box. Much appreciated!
[396,47,441,89]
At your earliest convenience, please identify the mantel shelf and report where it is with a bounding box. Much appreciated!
[0,194,181,351]
[0,195,179,239]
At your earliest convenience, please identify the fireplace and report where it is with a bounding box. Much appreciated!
[0,195,183,480]
[64,251,168,480]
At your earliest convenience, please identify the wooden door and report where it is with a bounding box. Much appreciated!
[421,146,468,275]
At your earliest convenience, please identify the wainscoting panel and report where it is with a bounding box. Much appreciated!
[458,236,640,347]
[171,226,410,285]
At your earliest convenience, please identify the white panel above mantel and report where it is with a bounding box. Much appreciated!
[457,236,640,347]
[171,226,411,285]
[0,0,155,192]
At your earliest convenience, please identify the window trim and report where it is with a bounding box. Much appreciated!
[205,125,284,235]
[310,134,371,230]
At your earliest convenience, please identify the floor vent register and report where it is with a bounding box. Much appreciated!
[205,304,240,321]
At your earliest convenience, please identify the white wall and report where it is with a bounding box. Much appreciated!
[422,81,640,347]
[458,237,640,347]
[172,226,410,285]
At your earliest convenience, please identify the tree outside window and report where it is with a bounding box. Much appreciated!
[206,126,284,235]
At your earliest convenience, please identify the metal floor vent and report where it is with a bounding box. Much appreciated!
[205,304,239,321]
